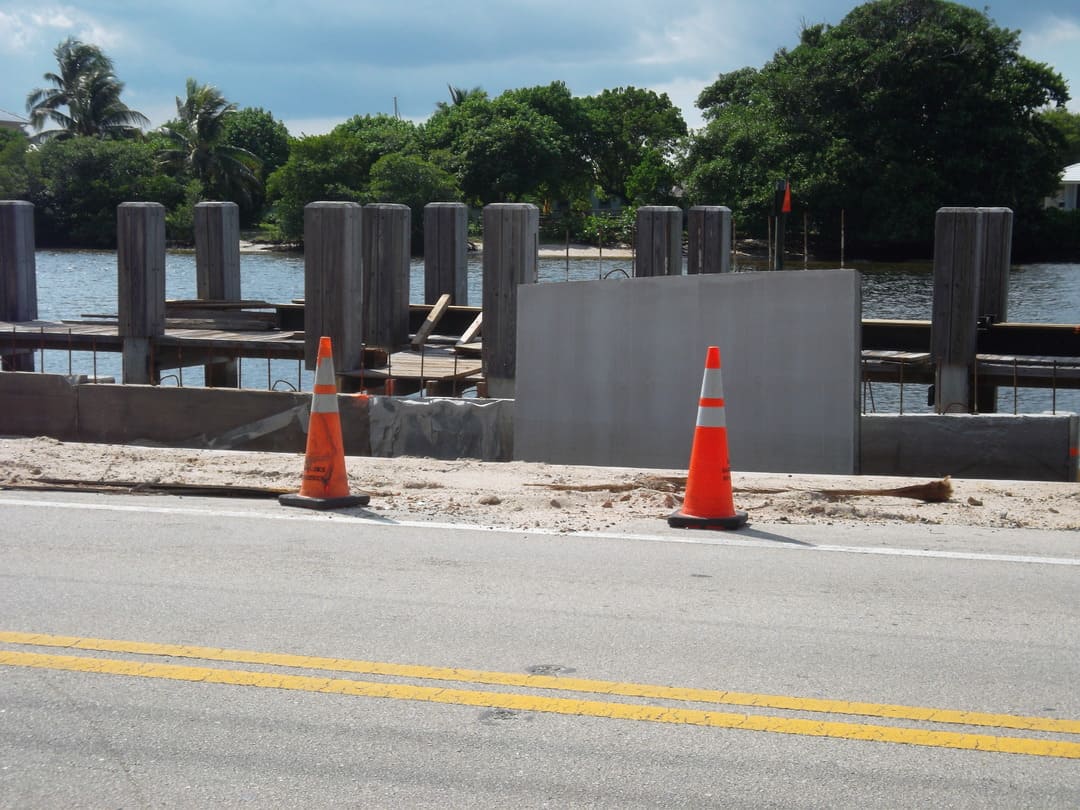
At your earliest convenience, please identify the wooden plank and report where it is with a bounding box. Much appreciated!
[412,293,451,347]
[165,310,276,331]
[166,299,273,311]
[456,312,483,345]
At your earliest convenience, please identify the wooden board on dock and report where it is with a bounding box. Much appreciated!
[411,293,452,348]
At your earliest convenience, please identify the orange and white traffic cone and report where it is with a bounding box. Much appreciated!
[279,336,370,510]
[668,346,748,530]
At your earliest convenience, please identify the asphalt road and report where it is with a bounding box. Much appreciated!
[1,491,1078,808]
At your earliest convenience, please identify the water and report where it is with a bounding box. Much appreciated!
[23,250,1080,413]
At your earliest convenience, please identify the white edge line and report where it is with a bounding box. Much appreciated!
[1,495,1077,567]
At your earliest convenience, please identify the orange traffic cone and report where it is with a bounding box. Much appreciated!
[279,336,370,510]
[668,346,748,530]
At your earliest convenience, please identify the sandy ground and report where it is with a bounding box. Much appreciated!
[1,437,1076,534]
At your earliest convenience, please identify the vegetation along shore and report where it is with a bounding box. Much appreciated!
[1,0,1078,262]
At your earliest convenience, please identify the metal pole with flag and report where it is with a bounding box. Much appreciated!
[773,179,791,271]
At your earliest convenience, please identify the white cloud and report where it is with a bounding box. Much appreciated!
[29,9,74,28]
[648,76,712,132]
[1020,15,1080,111]
[0,10,38,51]
[631,5,743,67]
[1022,15,1080,47]
[280,115,349,138]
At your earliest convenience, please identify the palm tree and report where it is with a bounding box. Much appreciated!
[25,38,148,143]
[435,84,486,112]
[159,79,261,204]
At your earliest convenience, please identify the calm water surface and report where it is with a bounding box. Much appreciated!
[27,250,1080,413]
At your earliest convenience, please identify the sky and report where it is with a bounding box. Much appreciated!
[1,1,1078,137]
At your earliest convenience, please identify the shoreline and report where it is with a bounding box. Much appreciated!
[239,239,638,259]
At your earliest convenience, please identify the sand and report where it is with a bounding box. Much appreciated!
[1,437,1076,534]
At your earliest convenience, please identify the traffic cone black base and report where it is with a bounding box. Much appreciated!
[668,508,748,530]
[278,492,370,511]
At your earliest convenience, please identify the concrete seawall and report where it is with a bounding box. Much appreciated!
[0,373,1076,481]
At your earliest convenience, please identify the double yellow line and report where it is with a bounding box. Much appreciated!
[2,631,1078,759]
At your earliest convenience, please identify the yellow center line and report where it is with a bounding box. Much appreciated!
[1,630,1077,736]
[2,649,1078,760]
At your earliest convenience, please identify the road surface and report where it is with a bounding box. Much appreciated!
[1,490,1077,807]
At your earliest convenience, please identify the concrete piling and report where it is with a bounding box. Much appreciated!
[117,203,166,384]
[687,206,732,274]
[424,202,469,305]
[0,201,38,371]
[194,202,241,387]
[482,203,538,398]
[303,202,363,372]
[634,206,683,277]
[931,207,1013,413]
[363,203,411,351]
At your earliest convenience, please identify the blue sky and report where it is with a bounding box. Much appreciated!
[1,1,1078,136]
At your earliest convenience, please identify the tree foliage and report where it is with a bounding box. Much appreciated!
[581,87,687,202]
[10,9,1077,258]
[0,128,30,199]
[1042,109,1080,167]
[25,38,148,143]
[368,152,462,251]
[265,131,369,240]
[26,137,183,247]
[684,0,1070,252]
[159,79,261,207]
[223,107,291,179]
[221,107,291,224]
[265,115,419,241]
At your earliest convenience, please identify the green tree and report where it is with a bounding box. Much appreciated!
[221,107,291,225]
[368,152,462,251]
[0,128,30,199]
[625,147,679,206]
[436,84,487,112]
[581,87,687,203]
[25,137,183,247]
[501,81,593,204]
[265,130,370,241]
[25,38,148,143]
[685,0,1069,253]
[420,91,572,205]
[265,116,419,242]
[1041,109,1080,166]
[159,79,261,206]
[333,114,418,168]
[222,107,290,178]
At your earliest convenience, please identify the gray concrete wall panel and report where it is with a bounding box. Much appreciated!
[76,385,315,452]
[861,413,1079,482]
[368,397,513,461]
[0,372,79,440]
[514,271,861,473]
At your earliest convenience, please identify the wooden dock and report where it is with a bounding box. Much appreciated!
[3,308,1077,401]
[1,299,484,395]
